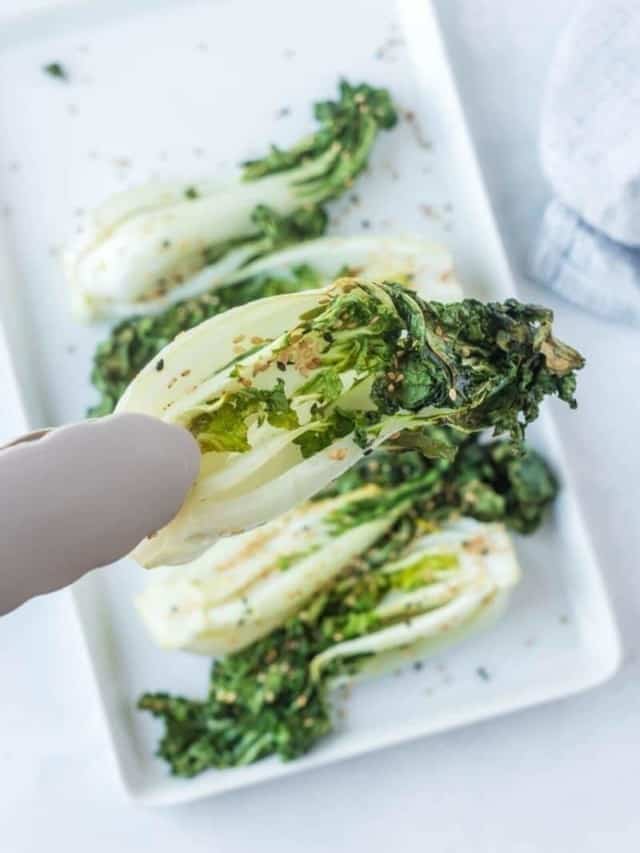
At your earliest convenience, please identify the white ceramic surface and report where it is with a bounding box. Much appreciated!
[0,0,630,832]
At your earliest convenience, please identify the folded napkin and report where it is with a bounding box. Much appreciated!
[530,0,640,326]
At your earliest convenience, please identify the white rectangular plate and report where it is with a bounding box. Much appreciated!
[0,0,620,805]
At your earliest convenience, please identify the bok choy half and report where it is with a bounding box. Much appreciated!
[66,80,397,321]
[308,518,519,684]
[140,519,519,777]
[117,279,583,567]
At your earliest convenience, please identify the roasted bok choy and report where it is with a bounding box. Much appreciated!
[66,80,397,321]
[137,434,556,657]
[141,520,519,775]
[89,236,461,415]
[308,518,519,683]
[137,435,555,775]
[117,280,583,567]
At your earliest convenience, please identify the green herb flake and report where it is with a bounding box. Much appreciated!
[43,62,68,81]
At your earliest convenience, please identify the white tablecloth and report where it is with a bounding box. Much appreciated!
[1,1,638,850]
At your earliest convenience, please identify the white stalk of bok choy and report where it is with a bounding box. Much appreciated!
[201,234,463,304]
[116,279,583,567]
[66,81,397,321]
[136,472,520,663]
[309,518,520,686]
[136,481,420,655]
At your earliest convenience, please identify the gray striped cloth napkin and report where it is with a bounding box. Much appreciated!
[530,0,640,326]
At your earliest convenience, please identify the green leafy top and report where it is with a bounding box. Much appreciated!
[446,439,559,533]
[368,287,585,442]
[185,280,584,461]
[323,429,559,534]
[242,80,397,204]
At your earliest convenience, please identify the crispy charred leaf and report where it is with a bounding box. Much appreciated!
[204,282,583,461]
[140,618,334,773]
[325,430,558,533]
[449,440,559,533]
[369,289,585,444]
[171,281,583,468]
[139,430,558,775]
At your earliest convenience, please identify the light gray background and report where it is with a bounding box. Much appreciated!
[1,1,638,850]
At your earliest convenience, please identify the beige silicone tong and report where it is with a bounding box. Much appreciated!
[0,414,200,615]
